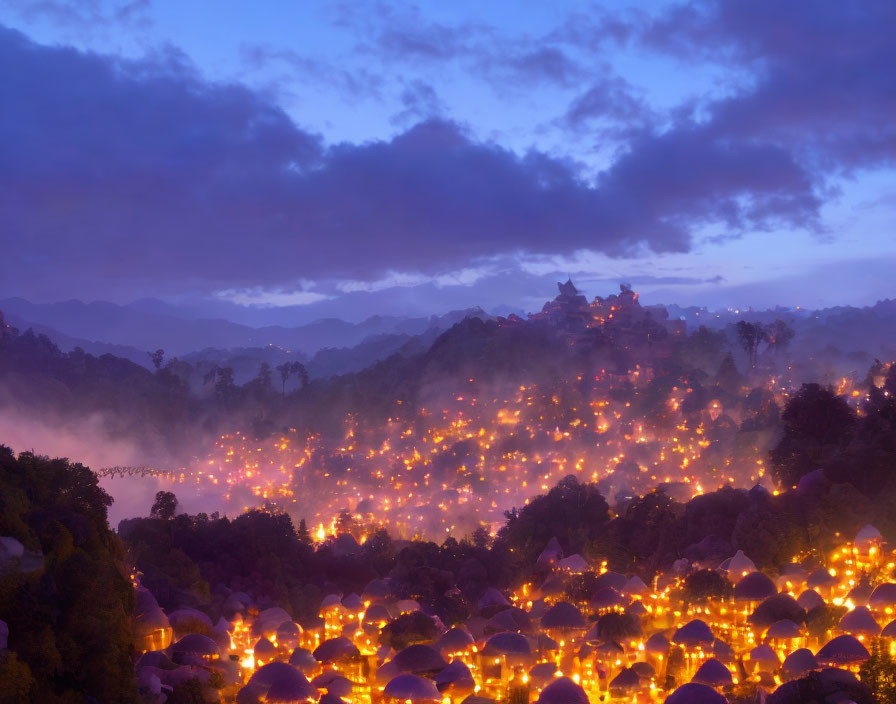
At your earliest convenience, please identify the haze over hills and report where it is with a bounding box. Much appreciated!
[666,300,896,377]
[8,278,896,536]
[0,296,489,360]
[1,311,155,367]
[4,280,896,473]
[5,290,896,384]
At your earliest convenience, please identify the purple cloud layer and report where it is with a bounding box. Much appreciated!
[2,0,894,302]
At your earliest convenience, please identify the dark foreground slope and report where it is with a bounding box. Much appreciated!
[0,447,135,703]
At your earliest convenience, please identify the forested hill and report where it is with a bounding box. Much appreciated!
[0,285,892,462]
[0,447,135,702]
[0,300,715,450]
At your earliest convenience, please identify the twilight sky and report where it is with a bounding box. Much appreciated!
[1,0,895,320]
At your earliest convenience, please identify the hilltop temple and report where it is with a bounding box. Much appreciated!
[530,280,687,365]
[532,278,592,330]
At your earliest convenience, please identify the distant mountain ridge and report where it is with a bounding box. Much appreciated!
[0,297,487,358]
[3,310,157,367]
[5,292,896,388]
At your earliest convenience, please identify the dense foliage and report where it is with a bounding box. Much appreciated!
[859,638,896,703]
[0,447,135,703]
[498,475,611,565]
[771,373,896,500]
[770,383,856,488]
[117,460,896,644]
[120,505,521,628]
[0,305,777,454]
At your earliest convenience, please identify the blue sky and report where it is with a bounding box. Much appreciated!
[1,0,894,319]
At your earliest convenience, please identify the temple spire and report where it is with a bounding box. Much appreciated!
[558,277,579,297]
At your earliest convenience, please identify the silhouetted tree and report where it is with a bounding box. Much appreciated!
[736,321,767,369]
[770,383,855,487]
[213,366,238,406]
[604,487,682,573]
[806,603,847,641]
[362,528,395,576]
[336,510,360,539]
[149,348,165,370]
[715,352,743,395]
[679,325,728,374]
[257,362,273,390]
[860,638,896,703]
[276,362,291,394]
[166,677,208,704]
[294,361,309,389]
[472,526,491,549]
[594,612,641,642]
[245,362,275,404]
[297,518,312,544]
[766,319,795,355]
[498,475,610,564]
[683,569,732,604]
[277,361,309,394]
[151,490,178,520]
[380,611,438,650]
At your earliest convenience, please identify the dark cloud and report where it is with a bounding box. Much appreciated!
[0,0,152,30]
[547,6,640,50]
[643,0,896,173]
[334,2,596,91]
[0,24,831,301]
[564,75,651,128]
[391,79,447,126]
[376,18,474,63]
[504,47,583,87]
[239,43,385,103]
[551,0,896,255]
[596,126,820,236]
[471,45,587,92]
[350,2,487,63]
